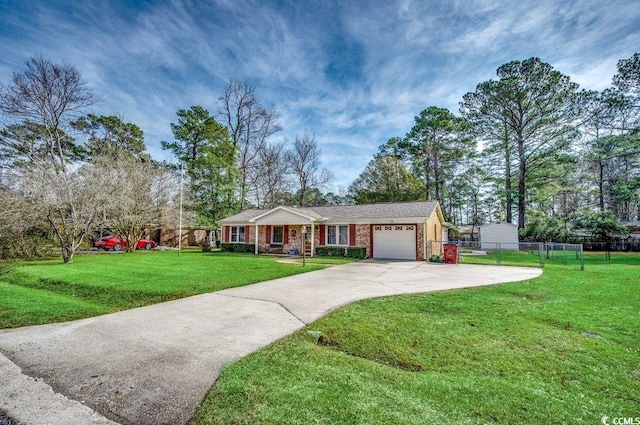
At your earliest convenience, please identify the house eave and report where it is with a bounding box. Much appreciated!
[248,206,325,223]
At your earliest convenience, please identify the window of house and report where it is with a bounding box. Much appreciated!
[327,225,348,245]
[272,226,284,244]
[230,226,245,243]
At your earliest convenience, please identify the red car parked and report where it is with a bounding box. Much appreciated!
[95,235,156,251]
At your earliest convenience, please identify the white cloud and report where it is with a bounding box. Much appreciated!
[1,0,639,189]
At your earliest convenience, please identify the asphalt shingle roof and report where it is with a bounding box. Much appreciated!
[220,209,268,222]
[307,201,438,219]
[219,201,439,223]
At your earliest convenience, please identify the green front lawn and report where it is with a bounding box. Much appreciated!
[194,253,640,424]
[461,250,544,266]
[460,248,585,268]
[0,251,323,328]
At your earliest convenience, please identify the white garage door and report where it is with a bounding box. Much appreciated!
[373,225,416,260]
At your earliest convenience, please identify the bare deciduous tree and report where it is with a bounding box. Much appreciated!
[0,56,98,171]
[15,159,107,263]
[252,140,291,208]
[0,57,100,262]
[286,133,333,207]
[0,171,53,259]
[92,153,174,252]
[218,79,280,208]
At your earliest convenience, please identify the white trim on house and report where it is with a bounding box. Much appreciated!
[223,221,250,226]
[220,202,447,228]
[249,206,327,223]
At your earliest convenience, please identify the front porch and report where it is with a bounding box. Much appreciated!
[222,224,321,255]
[255,223,317,256]
[223,222,373,258]
[222,206,330,257]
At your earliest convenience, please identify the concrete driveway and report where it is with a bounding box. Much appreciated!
[0,260,541,425]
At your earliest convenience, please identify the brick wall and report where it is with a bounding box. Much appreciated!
[238,223,376,258]
[355,224,371,257]
[417,223,425,260]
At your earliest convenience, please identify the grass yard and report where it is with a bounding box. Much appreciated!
[461,250,545,267]
[193,253,640,424]
[0,250,323,328]
[460,248,585,269]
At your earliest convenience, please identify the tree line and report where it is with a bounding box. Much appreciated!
[159,81,333,236]
[0,56,332,262]
[1,53,638,262]
[348,55,639,241]
[0,57,180,262]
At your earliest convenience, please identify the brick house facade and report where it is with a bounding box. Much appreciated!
[219,201,448,261]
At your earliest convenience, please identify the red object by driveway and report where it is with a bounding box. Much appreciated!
[95,235,156,251]
[443,244,459,264]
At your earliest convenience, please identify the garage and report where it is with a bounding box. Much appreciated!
[372,224,416,260]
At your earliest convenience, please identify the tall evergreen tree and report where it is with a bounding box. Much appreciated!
[72,114,148,160]
[403,106,474,204]
[348,154,422,204]
[162,106,238,233]
[461,57,580,229]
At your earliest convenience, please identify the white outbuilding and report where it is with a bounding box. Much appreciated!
[479,222,519,251]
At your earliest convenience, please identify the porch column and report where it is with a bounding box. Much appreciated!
[255,224,259,254]
[310,222,315,257]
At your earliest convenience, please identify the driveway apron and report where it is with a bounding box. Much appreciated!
[0,261,541,425]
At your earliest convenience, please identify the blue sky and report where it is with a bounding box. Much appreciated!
[1,0,639,190]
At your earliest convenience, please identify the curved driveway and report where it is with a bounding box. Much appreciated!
[0,260,541,425]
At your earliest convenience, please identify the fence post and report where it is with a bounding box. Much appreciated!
[496,243,501,265]
[539,242,544,268]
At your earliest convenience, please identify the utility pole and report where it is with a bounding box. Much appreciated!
[178,162,184,257]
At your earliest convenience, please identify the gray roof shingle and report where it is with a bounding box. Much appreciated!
[307,201,438,219]
[219,209,268,222]
[219,201,439,223]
